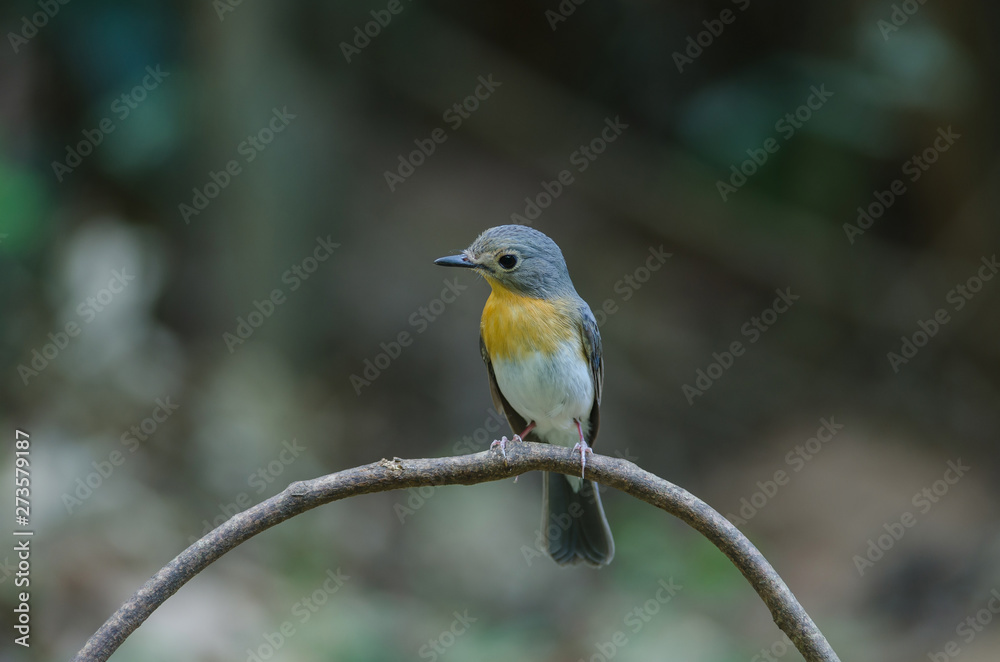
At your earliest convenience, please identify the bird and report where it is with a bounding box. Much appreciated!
[435,224,614,567]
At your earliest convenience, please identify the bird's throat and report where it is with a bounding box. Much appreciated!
[480,287,577,361]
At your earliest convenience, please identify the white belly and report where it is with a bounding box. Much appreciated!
[491,342,594,448]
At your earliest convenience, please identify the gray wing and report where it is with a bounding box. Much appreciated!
[578,303,604,444]
[479,334,531,439]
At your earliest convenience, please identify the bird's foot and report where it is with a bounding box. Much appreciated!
[572,439,593,479]
[490,436,509,459]
[490,434,523,461]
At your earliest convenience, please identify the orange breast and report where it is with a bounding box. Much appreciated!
[480,280,578,361]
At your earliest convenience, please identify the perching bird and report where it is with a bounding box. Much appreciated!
[435,225,614,567]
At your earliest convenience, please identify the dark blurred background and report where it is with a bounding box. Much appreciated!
[2,0,999,660]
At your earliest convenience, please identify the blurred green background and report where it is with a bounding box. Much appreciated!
[2,0,999,660]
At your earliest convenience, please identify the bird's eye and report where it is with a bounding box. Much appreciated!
[498,254,518,269]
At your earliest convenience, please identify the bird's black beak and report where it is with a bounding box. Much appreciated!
[434,254,476,268]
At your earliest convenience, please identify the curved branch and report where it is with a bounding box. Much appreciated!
[71,443,841,662]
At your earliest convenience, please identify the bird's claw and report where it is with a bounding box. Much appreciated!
[490,436,509,459]
[490,434,524,462]
[572,440,593,479]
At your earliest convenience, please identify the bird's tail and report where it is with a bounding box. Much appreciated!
[542,471,614,567]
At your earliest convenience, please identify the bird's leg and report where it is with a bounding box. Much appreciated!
[514,422,535,443]
[572,420,593,480]
[490,422,535,460]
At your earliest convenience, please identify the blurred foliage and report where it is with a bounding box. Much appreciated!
[1,0,999,661]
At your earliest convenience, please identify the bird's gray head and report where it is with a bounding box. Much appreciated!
[434,225,576,299]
